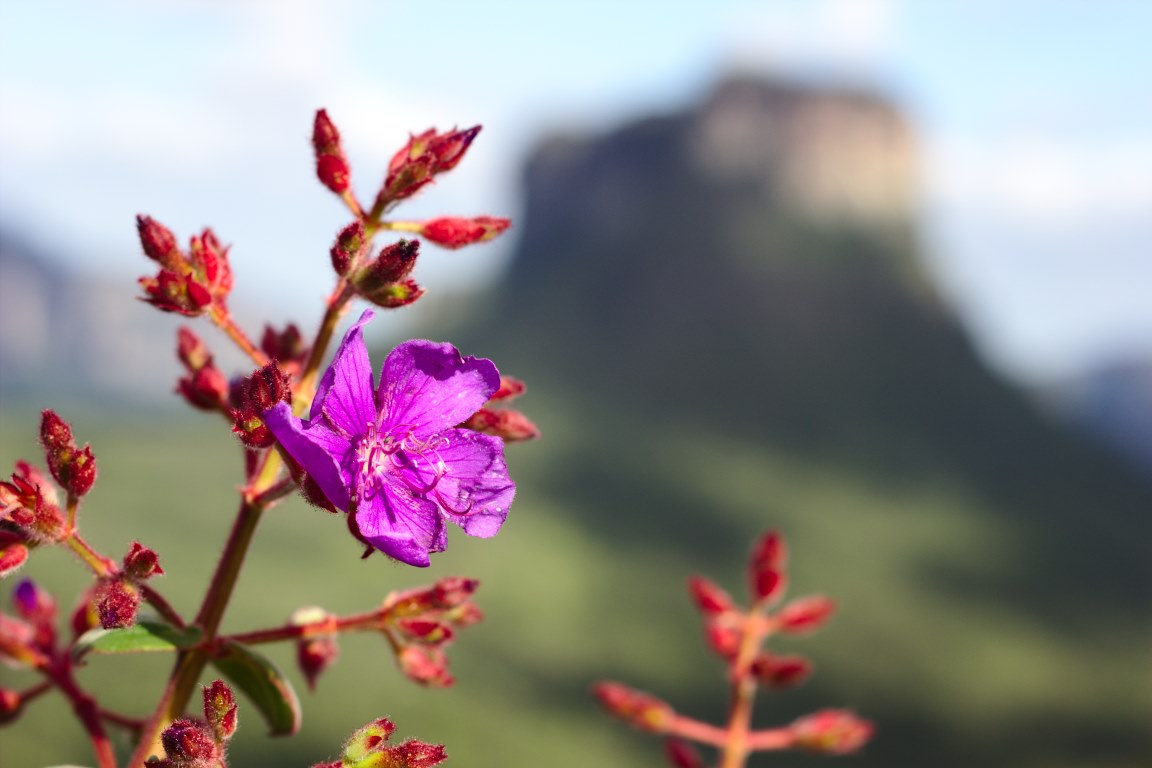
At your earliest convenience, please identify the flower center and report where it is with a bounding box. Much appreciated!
[354,424,448,502]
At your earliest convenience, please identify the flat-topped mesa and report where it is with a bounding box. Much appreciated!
[690,77,918,225]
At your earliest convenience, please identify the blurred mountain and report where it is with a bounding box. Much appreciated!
[455,77,1152,767]
[0,232,179,406]
[1037,357,1152,476]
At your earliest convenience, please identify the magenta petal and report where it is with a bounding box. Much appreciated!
[264,402,352,510]
[378,340,499,435]
[353,476,444,567]
[311,309,378,435]
[412,429,514,538]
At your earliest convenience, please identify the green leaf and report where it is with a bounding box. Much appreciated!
[73,621,202,660]
[211,640,301,736]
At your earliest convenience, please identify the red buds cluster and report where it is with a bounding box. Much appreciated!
[377,126,481,209]
[309,110,512,315]
[1,412,99,571]
[313,716,446,768]
[380,576,483,688]
[595,530,871,763]
[460,375,540,443]
[137,216,233,317]
[1,579,58,670]
[149,680,238,767]
[40,410,97,499]
[176,328,230,412]
[92,541,164,629]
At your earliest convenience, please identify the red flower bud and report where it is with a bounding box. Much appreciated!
[777,596,836,634]
[591,681,675,733]
[291,607,339,691]
[331,220,367,277]
[419,216,510,249]
[704,618,742,660]
[0,687,22,725]
[687,575,735,616]
[664,738,703,768]
[260,323,308,373]
[94,577,139,629]
[349,241,425,308]
[353,277,425,310]
[385,740,449,768]
[177,327,213,372]
[430,576,479,609]
[489,376,527,403]
[160,718,220,764]
[136,215,182,271]
[395,618,453,646]
[789,709,873,754]
[178,365,230,412]
[395,645,453,687]
[39,410,97,498]
[748,530,787,603]
[243,362,293,412]
[316,154,351,194]
[70,587,100,639]
[0,466,66,545]
[202,679,238,743]
[122,541,164,580]
[369,240,420,283]
[0,535,28,578]
[750,653,812,688]
[342,718,397,768]
[377,126,481,207]
[459,408,540,442]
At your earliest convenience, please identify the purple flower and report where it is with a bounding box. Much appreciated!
[263,309,514,567]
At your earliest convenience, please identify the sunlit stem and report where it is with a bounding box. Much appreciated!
[226,607,385,645]
[718,606,772,768]
[209,306,268,367]
[65,533,115,578]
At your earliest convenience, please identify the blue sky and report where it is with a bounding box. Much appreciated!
[2,0,1151,382]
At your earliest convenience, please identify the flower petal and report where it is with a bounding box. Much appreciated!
[264,403,352,510]
[378,340,499,436]
[353,475,445,567]
[410,429,514,538]
[311,309,377,436]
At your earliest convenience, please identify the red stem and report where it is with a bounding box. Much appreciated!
[45,661,117,768]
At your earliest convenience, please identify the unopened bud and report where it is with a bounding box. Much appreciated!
[331,220,367,276]
[0,536,28,579]
[379,126,481,206]
[137,215,182,271]
[687,575,735,616]
[260,324,307,369]
[460,408,539,442]
[777,596,835,634]
[243,362,292,412]
[591,681,675,733]
[385,740,449,768]
[342,717,396,767]
[0,687,21,724]
[202,679,238,743]
[751,653,812,688]
[748,530,787,603]
[790,709,873,754]
[664,738,703,768]
[123,541,164,581]
[39,410,97,497]
[489,376,527,403]
[395,618,453,646]
[95,577,139,629]
[396,645,453,687]
[178,365,230,412]
[419,216,510,249]
[354,277,425,310]
[704,619,741,659]
[177,327,213,371]
[160,718,220,765]
[291,606,339,691]
[430,577,479,609]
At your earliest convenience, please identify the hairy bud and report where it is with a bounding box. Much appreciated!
[418,216,510,249]
[95,577,139,629]
[592,681,675,733]
[202,679,238,743]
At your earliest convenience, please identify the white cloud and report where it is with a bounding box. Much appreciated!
[926,135,1152,224]
[723,0,897,73]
